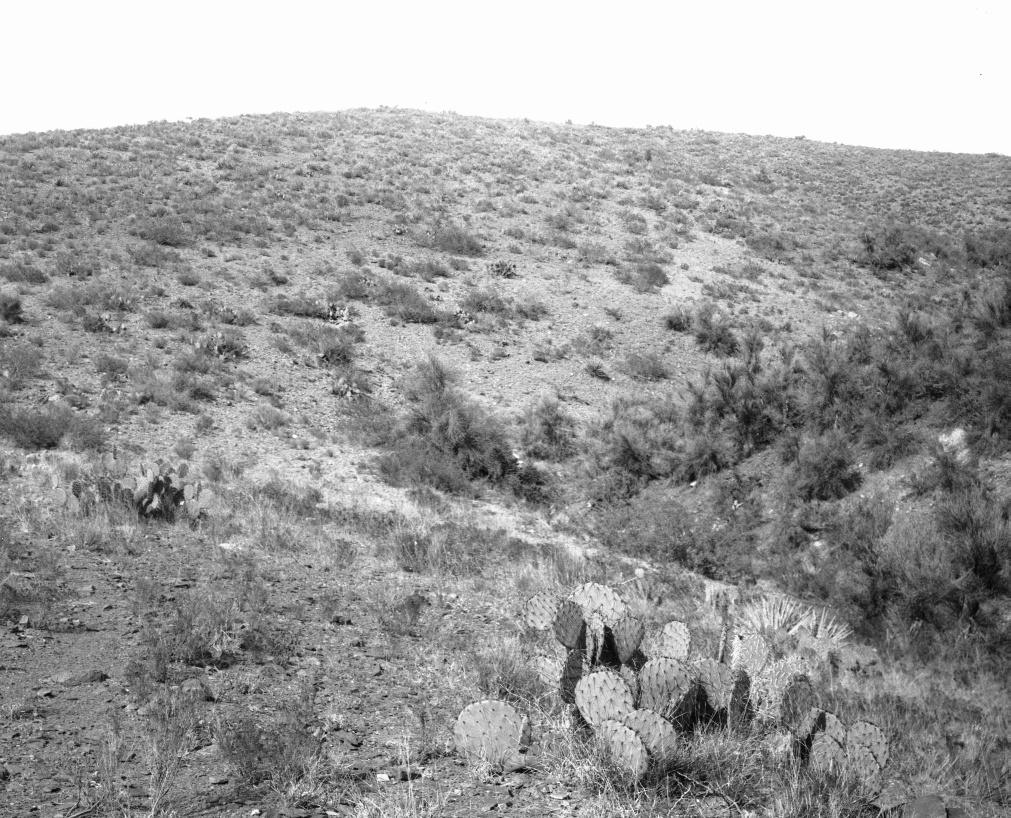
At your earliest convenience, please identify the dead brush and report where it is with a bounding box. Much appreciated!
[213,677,324,794]
[141,688,201,816]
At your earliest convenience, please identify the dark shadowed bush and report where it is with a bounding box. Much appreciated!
[379,356,519,496]
[521,396,576,461]
[694,305,739,355]
[428,224,483,257]
[790,430,862,501]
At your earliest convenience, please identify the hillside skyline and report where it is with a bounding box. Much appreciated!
[3,1,1008,156]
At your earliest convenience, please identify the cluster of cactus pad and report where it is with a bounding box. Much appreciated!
[51,454,216,521]
[454,581,891,793]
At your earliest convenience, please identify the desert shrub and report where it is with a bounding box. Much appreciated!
[577,241,617,265]
[135,215,191,248]
[393,521,491,576]
[970,281,1011,338]
[694,305,739,355]
[95,353,129,378]
[428,224,483,256]
[677,431,732,483]
[745,230,798,262]
[0,259,47,284]
[409,258,450,281]
[790,430,862,502]
[632,262,669,292]
[859,222,933,271]
[145,310,177,329]
[0,405,69,449]
[587,394,683,499]
[514,297,548,321]
[663,307,692,332]
[934,487,1010,594]
[462,287,509,315]
[376,280,440,323]
[0,340,43,386]
[521,395,576,460]
[379,356,517,495]
[965,226,1011,269]
[128,241,182,267]
[0,293,23,323]
[596,493,752,580]
[877,512,969,631]
[270,293,331,319]
[285,322,362,367]
[860,417,921,470]
[216,708,321,789]
[625,352,669,381]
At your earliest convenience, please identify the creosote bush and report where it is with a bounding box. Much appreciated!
[789,430,862,502]
[378,356,521,497]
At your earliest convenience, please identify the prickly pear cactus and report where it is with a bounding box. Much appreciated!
[731,632,768,677]
[560,647,590,704]
[779,673,817,736]
[809,711,846,773]
[696,658,735,713]
[611,610,645,664]
[620,709,678,763]
[596,719,648,781]
[584,609,608,666]
[638,657,694,724]
[574,669,635,729]
[569,582,628,629]
[618,664,640,706]
[522,591,560,631]
[728,668,753,729]
[454,700,530,769]
[554,599,586,650]
[642,620,692,661]
[847,720,889,797]
[900,795,948,818]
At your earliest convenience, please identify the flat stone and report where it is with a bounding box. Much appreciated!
[51,669,108,686]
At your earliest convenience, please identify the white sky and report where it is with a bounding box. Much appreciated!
[3,1,1008,155]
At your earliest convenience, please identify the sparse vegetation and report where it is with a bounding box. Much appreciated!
[0,109,1007,818]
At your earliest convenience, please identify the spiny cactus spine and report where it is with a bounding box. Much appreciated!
[638,657,695,725]
[522,590,560,632]
[454,700,530,769]
[574,670,635,729]
[596,719,648,781]
[642,620,691,662]
[620,709,678,763]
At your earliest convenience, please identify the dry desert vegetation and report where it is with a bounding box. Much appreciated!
[0,108,1009,818]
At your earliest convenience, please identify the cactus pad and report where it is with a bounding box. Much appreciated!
[847,720,889,772]
[638,657,694,723]
[620,709,678,763]
[728,669,753,729]
[522,591,560,631]
[780,674,816,735]
[900,795,947,818]
[731,632,768,677]
[619,664,640,705]
[584,609,608,665]
[597,719,648,781]
[553,599,586,650]
[454,700,530,768]
[611,611,645,664]
[560,648,589,703]
[642,620,692,661]
[569,582,628,629]
[809,711,846,773]
[575,669,635,728]
[696,658,735,713]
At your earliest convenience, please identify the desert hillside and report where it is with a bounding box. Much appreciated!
[0,109,1008,817]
